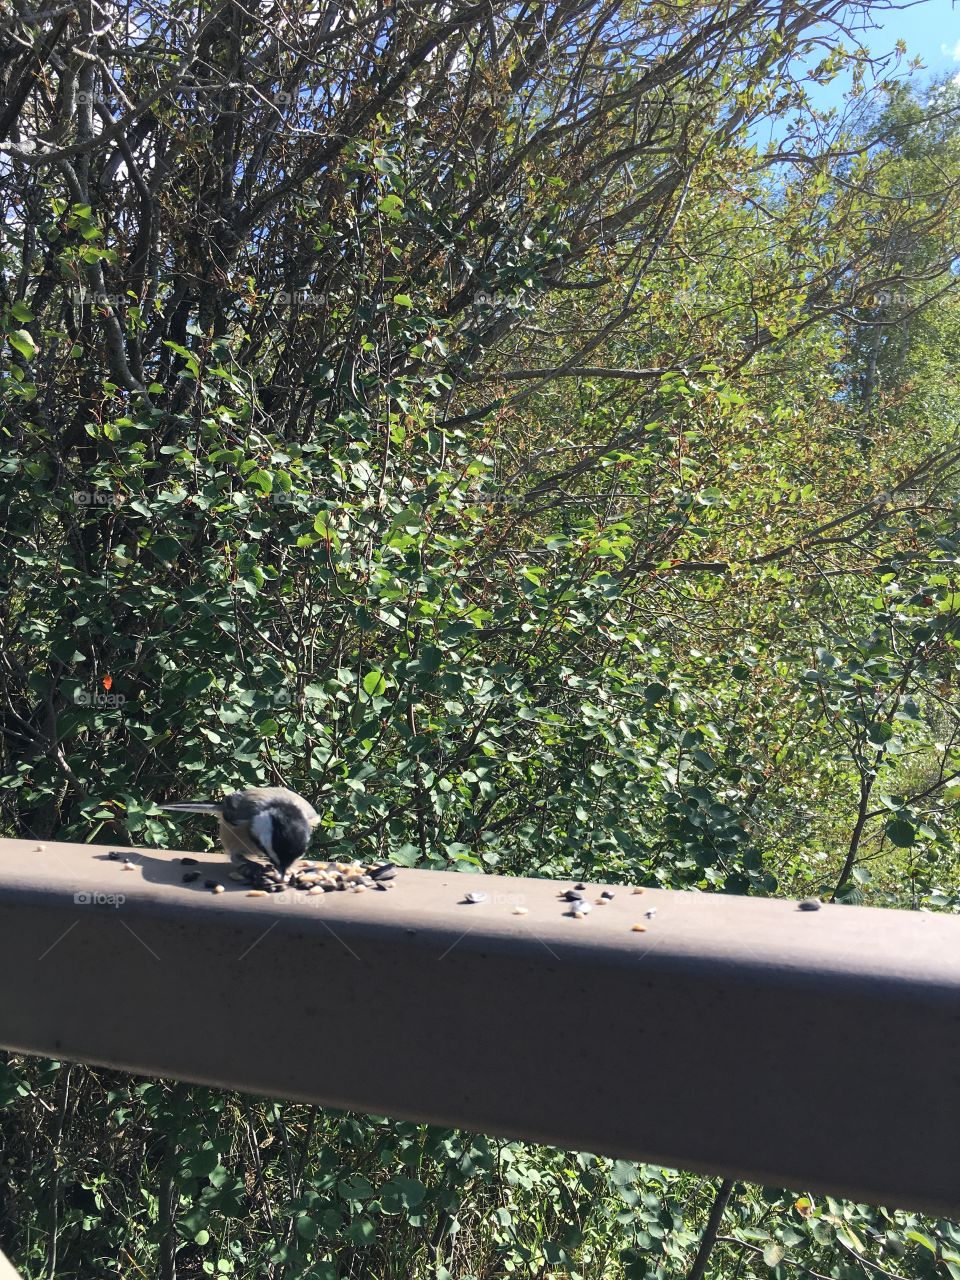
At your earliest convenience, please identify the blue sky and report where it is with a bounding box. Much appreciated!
[808,0,960,113]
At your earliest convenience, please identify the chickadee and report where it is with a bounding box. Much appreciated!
[159,786,320,881]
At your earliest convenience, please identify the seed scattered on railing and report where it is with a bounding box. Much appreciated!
[204,879,218,890]
[123,860,135,871]
[574,882,587,890]
[632,887,645,894]
[512,906,529,915]
[246,890,268,898]
[631,923,647,933]
[463,891,488,904]
[33,844,46,853]
[108,851,124,861]
[212,884,225,894]
[798,898,821,912]
[570,901,592,918]
[182,871,200,883]
[600,891,615,900]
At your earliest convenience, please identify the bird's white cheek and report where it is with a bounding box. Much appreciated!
[251,810,275,860]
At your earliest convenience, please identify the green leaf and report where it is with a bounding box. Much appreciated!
[8,329,37,360]
[763,1243,785,1267]
[362,670,387,697]
[885,818,915,848]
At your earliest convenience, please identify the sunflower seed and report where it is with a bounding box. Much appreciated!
[512,906,529,915]
[631,923,647,932]
[182,871,200,883]
[464,891,487,904]
[212,884,225,894]
[108,851,123,861]
[370,863,398,881]
[307,886,326,896]
[562,889,586,902]
[798,898,822,911]
[600,891,615,900]
[246,890,267,898]
[631,886,645,894]
[574,883,586,890]
[204,879,219,890]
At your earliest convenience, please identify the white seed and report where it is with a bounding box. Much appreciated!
[512,906,528,915]
[33,844,46,853]
[307,886,326,896]
[632,887,645,895]
[352,883,367,893]
[212,884,225,894]
[246,890,267,898]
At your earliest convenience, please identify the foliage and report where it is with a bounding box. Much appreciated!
[1,0,959,1276]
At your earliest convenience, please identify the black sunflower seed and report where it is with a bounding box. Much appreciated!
[180,857,199,866]
[182,871,200,883]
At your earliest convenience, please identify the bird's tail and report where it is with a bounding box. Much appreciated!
[158,801,224,815]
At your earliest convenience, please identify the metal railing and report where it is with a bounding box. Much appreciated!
[1,835,958,1222]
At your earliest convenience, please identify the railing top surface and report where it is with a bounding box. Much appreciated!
[0,836,957,985]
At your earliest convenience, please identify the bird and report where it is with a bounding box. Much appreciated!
[159,787,320,882]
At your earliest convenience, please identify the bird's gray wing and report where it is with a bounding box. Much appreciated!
[158,801,224,815]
